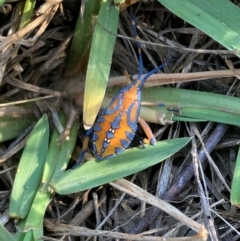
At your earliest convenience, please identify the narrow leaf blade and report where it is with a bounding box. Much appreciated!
[0,116,34,142]
[83,0,119,129]
[66,0,101,71]
[231,147,240,207]
[158,0,240,55]
[51,137,191,195]
[9,115,49,219]
[0,224,16,241]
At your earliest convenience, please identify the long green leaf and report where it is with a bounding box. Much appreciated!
[66,0,101,71]
[231,146,240,207]
[0,0,6,7]
[0,116,34,142]
[16,191,51,232]
[41,112,78,187]
[158,0,240,56]
[19,0,36,29]
[14,113,78,231]
[147,87,240,125]
[181,108,240,126]
[9,115,49,219]
[107,87,240,125]
[83,0,119,129]
[51,137,191,195]
[14,226,43,241]
[0,224,16,241]
[141,87,240,115]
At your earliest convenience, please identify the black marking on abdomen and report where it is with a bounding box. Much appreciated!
[110,115,122,129]
[115,147,124,155]
[121,139,130,149]
[106,129,115,139]
[93,124,102,132]
[126,131,135,141]
[92,132,98,142]
[97,115,105,123]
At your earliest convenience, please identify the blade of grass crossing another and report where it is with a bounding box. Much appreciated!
[51,137,191,195]
[41,112,78,189]
[17,191,51,232]
[140,87,240,115]
[0,224,16,241]
[107,86,240,125]
[14,228,43,241]
[17,113,78,231]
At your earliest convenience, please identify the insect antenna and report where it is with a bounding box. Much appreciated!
[130,10,144,80]
[130,10,170,88]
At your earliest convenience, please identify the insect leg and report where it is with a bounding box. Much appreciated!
[72,129,92,169]
[138,116,156,145]
[158,103,181,114]
[142,101,181,114]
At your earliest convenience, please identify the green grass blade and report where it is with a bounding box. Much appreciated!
[41,112,78,188]
[19,0,36,29]
[141,87,240,115]
[83,0,119,129]
[231,147,240,207]
[0,116,34,142]
[17,191,50,232]
[158,0,240,55]
[15,228,43,241]
[66,0,101,71]
[0,0,6,7]
[49,118,78,180]
[16,113,78,231]
[107,87,240,125]
[41,117,63,186]
[9,115,49,219]
[0,224,16,241]
[32,228,43,241]
[172,116,206,122]
[142,87,240,125]
[51,137,191,195]
[181,108,240,126]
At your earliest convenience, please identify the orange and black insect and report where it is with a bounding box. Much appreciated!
[76,12,169,165]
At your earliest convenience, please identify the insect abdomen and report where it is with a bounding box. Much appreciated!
[91,85,141,159]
